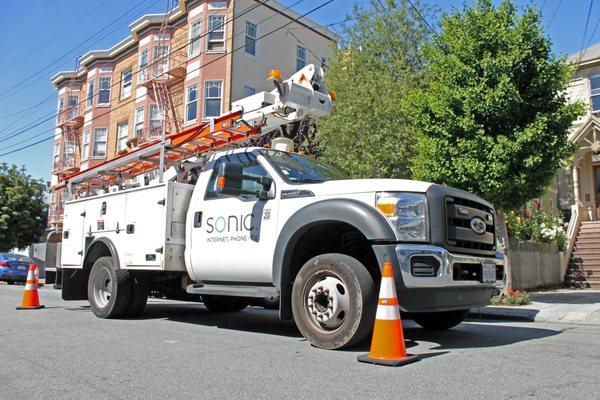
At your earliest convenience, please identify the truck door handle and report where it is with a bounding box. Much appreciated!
[193,211,202,228]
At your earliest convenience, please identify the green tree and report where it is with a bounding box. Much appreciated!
[407,0,583,211]
[317,0,433,178]
[0,166,46,251]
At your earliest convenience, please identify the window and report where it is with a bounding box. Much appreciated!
[86,80,94,108]
[81,130,91,160]
[58,98,65,112]
[185,84,198,122]
[68,96,78,119]
[207,15,225,51]
[135,106,145,135]
[591,75,600,116]
[188,19,202,57]
[261,149,348,183]
[64,141,75,167]
[117,122,129,152]
[154,45,169,77]
[149,104,162,138]
[93,128,107,157]
[53,142,61,169]
[296,44,306,71]
[208,1,227,9]
[120,68,132,99]
[245,21,257,57]
[97,77,111,105]
[204,81,222,118]
[205,152,271,199]
[138,49,148,82]
[243,85,255,97]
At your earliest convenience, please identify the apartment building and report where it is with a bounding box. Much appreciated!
[48,0,339,229]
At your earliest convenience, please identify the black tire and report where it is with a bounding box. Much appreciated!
[124,273,149,317]
[87,256,131,319]
[261,296,280,310]
[6,280,14,285]
[291,253,376,350]
[412,309,470,330]
[202,295,248,312]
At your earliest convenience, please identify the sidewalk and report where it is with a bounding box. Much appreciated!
[469,290,600,325]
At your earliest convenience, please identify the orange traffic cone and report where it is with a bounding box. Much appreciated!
[357,261,418,366]
[16,264,45,310]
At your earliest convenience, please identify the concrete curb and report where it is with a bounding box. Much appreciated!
[468,307,538,322]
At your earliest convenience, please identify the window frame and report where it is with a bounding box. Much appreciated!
[243,85,256,97]
[204,152,273,200]
[188,18,202,57]
[81,130,91,161]
[120,68,133,100]
[204,80,222,118]
[296,44,307,72]
[97,76,112,106]
[207,15,226,52]
[185,84,198,123]
[135,106,145,136]
[138,49,149,83]
[149,103,163,138]
[244,20,258,57]
[591,74,600,117]
[85,80,94,109]
[117,121,129,152]
[92,128,108,158]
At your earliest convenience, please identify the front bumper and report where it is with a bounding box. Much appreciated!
[372,244,505,312]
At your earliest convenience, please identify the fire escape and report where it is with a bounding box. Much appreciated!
[49,73,83,228]
[136,21,186,146]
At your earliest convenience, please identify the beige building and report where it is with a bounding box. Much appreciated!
[48,0,339,229]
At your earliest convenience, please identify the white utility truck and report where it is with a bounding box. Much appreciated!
[59,65,504,349]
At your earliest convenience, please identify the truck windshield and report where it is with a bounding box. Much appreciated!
[260,150,348,183]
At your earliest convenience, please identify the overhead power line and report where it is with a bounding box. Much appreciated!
[0,0,333,157]
[0,0,281,145]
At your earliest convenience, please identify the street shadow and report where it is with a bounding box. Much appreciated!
[529,291,600,305]
[117,300,563,353]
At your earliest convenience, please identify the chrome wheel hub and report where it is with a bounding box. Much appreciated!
[92,267,112,308]
[306,276,349,330]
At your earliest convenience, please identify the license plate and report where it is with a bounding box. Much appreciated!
[481,263,496,283]
[17,266,26,271]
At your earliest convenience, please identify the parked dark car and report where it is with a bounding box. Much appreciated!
[0,253,33,284]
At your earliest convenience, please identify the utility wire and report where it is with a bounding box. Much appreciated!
[577,1,599,65]
[577,0,595,65]
[405,0,437,36]
[0,0,281,145]
[0,0,333,157]
[546,0,563,29]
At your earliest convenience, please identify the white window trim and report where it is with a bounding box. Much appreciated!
[206,15,226,53]
[81,130,91,161]
[120,68,133,100]
[185,84,199,124]
[97,76,112,107]
[92,128,108,159]
[591,74,600,116]
[188,18,202,58]
[208,1,227,10]
[203,80,223,119]
[138,49,149,84]
[244,20,258,59]
[117,122,129,152]
[85,80,94,109]
[135,106,145,136]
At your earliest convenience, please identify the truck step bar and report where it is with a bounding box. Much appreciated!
[186,284,279,298]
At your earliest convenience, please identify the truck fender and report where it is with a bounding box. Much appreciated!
[83,237,121,271]
[272,199,397,319]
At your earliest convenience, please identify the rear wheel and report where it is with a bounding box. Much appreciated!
[6,280,14,285]
[412,309,470,330]
[202,295,248,312]
[291,253,376,350]
[87,256,131,319]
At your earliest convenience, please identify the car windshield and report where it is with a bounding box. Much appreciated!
[260,150,348,183]
[0,253,31,262]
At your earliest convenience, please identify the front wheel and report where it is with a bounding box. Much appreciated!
[291,253,376,350]
[412,309,470,330]
[87,256,131,319]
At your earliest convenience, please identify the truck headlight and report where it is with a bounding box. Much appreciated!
[376,192,428,241]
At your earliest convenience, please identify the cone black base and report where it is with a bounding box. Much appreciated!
[357,353,419,367]
[16,305,45,310]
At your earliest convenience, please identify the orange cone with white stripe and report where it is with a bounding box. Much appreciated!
[357,260,418,366]
[16,264,44,310]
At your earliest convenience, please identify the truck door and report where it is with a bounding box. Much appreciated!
[61,200,86,267]
[188,152,278,283]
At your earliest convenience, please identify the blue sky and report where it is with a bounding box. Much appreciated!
[0,0,598,182]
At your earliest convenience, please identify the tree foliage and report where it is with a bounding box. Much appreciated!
[0,166,46,251]
[317,0,433,178]
[407,0,583,210]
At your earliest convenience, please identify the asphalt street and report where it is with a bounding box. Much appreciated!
[1,284,599,400]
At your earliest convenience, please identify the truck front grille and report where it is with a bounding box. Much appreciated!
[445,197,496,255]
